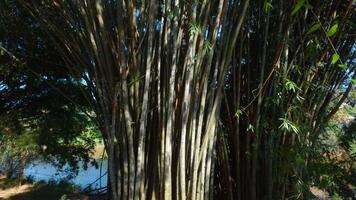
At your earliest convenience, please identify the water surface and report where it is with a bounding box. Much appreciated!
[24,159,108,190]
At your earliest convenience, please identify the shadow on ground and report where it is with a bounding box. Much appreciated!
[0,176,106,200]
[4,184,82,200]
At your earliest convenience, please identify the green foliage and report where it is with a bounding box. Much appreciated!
[338,64,347,69]
[349,143,356,157]
[340,121,356,153]
[309,107,356,198]
[327,23,339,37]
[0,2,101,175]
[291,0,305,16]
[279,118,300,134]
[234,108,242,118]
[331,53,340,64]
[203,40,213,53]
[0,132,39,178]
[263,1,273,12]
[189,22,202,35]
[306,23,321,35]
[285,79,300,92]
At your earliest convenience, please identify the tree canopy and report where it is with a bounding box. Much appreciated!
[0,1,100,177]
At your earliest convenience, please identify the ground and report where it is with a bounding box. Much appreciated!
[2,174,355,200]
[0,175,105,200]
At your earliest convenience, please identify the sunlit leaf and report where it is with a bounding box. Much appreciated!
[331,53,339,64]
[285,79,299,92]
[327,23,338,37]
[279,118,300,134]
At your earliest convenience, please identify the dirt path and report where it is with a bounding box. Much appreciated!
[310,186,331,200]
[0,184,33,200]
[0,176,105,200]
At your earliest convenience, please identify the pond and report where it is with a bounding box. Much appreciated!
[24,159,108,191]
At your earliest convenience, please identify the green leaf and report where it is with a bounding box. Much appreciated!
[264,2,273,12]
[331,53,339,64]
[189,22,202,35]
[327,23,338,37]
[203,40,213,53]
[285,79,299,92]
[306,23,321,35]
[291,0,305,16]
[353,91,356,99]
[349,143,356,156]
[338,64,347,69]
[351,79,356,85]
[279,118,300,134]
[235,109,243,118]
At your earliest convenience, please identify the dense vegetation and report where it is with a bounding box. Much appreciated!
[0,0,355,200]
[0,2,100,178]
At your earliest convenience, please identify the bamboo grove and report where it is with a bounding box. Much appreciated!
[16,0,355,199]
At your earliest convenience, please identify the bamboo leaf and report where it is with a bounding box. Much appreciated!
[285,79,299,92]
[278,118,300,134]
[306,23,321,35]
[189,22,202,35]
[331,53,339,64]
[235,109,242,118]
[327,23,338,37]
[338,64,347,69]
[291,0,305,16]
[203,40,213,53]
[264,1,273,12]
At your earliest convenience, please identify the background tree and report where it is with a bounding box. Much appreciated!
[0,1,100,179]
